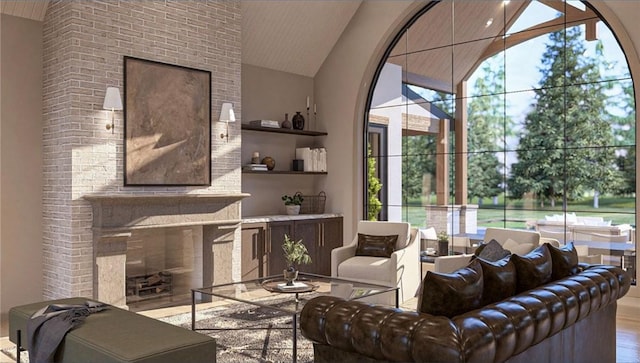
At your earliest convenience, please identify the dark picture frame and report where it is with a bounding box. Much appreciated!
[124,56,211,186]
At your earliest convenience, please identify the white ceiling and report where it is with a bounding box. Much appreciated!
[241,1,362,77]
[0,0,362,78]
[0,1,48,21]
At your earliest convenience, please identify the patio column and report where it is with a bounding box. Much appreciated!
[454,81,468,205]
[436,118,449,205]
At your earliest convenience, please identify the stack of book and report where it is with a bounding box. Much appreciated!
[243,164,268,171]
[249,120,280,128]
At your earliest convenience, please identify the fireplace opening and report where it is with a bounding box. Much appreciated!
[126,271,173,302]
[125,226,203,311]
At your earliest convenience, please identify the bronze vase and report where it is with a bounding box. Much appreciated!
[292,112,305,130]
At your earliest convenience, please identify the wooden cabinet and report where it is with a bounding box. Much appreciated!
[240,222,267,280]
[267,221,295,276]
[240,216,343,278]
[317,217,343,275]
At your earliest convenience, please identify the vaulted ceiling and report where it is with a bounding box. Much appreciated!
[0,0,361,78]
[0,0,599,84]
[241,1,361,77]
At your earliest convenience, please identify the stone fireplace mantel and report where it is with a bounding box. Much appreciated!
[84,193,250,233]
[84,193,250,308]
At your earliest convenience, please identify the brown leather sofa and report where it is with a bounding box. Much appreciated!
[300,263,630,363]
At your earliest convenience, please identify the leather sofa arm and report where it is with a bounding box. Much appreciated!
[453,264,631,363]
[300,295,463,362]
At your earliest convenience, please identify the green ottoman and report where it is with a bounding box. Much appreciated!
[9,298,216,363]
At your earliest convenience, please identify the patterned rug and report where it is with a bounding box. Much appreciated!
[160,298,314,362]
[2,297,315,363]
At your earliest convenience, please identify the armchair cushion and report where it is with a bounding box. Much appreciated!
[337,256,392,284]
[547,242,579,281]
[483,227,540,246]
[511,244,552,293]
[503,238,535,256]
[417,259,483,318]
[355,233,398,258]
[475,239,510,261]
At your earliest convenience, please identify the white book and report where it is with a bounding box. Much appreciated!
[243,164,268,171]
[312,148,319,172]
[296,147,312,172]
[249,120,280,128]
[295,147,307,160]
[319,148,327,172]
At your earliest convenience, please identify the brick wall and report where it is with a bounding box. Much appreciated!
[42,0,241,299]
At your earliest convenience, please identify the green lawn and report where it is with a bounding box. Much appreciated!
[401,195,636,229]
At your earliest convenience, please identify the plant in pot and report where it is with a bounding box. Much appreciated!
[282,234,312,285]
[437,231,450,256]
[282,193,304,215]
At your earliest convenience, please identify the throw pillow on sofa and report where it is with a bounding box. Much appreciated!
[475,256,517,306]
[417,259,483,318]
[511,244,552,293]
[547,242,579,281]
[355,233,398,258]
[474,239,510,261]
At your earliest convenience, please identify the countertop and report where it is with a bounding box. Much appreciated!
[242,213,342,224]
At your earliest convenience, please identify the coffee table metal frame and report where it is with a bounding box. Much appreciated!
[191,272,398,362]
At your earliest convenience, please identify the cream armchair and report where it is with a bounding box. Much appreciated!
[331,221,419,305]
[434,228,542,273]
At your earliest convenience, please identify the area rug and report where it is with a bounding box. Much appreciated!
[1,297,315,363]
[160,297,315,363]
[0,346,22,362]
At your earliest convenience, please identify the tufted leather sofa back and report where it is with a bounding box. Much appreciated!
[300,265,630,363]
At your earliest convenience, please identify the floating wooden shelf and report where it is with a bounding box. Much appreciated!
[241,124,328,136]
[242,170,328,175]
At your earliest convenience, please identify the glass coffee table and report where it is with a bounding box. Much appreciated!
[191,272,398,362]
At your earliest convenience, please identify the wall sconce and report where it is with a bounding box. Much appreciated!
[103,87,123,133]
[219,102,236,142]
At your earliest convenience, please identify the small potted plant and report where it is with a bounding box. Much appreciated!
[437,231,449,256]
[282,193,304,215]
[282,234,312,285]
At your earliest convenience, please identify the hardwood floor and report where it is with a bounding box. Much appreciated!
[1,310,639,362]
[617,314,640,363]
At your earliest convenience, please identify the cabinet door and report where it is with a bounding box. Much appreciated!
[316,217,344,276]
[292,219,321,274]
[241,223,266,280]
[267,221,295,276]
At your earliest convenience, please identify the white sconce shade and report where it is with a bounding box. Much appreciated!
[219,102,236,141]
[103,87,123,111]
[103,87,123,133]
[219,102,236,123]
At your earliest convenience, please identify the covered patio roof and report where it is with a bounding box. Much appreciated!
[387,0,598,94]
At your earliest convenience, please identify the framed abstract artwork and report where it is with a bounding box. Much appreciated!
[124,56,211,186]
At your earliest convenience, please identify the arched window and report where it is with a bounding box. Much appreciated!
[366,0,636,283]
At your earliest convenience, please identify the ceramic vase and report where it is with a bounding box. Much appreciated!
[286,205,300,215]
[283,268,298,286]
[292,112,305,130]
[282,113,292,129]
